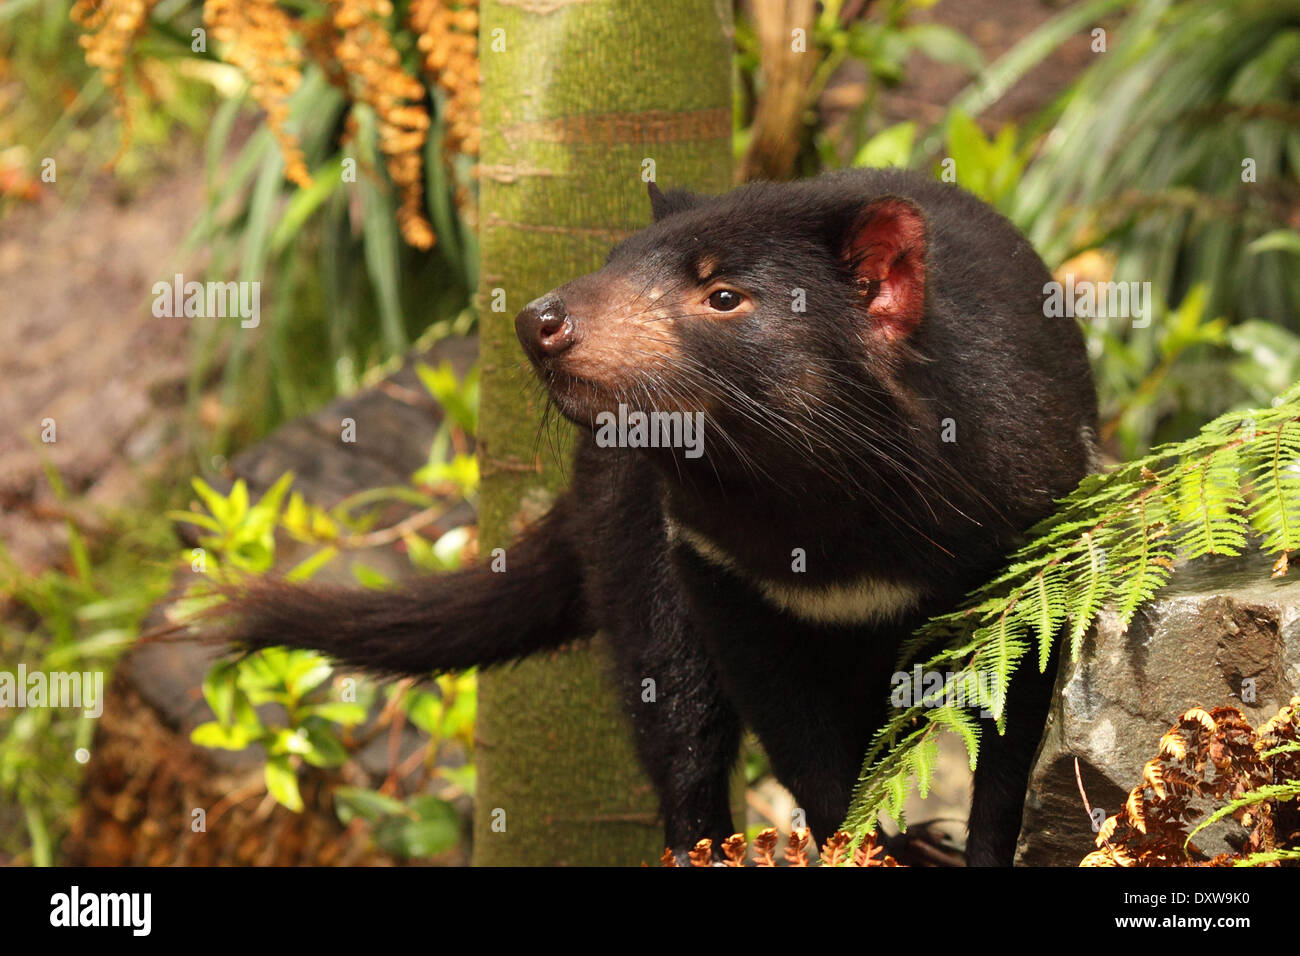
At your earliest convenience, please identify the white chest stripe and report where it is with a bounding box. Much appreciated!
[664,518,922,627]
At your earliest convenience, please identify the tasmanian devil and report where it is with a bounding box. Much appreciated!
[213,168,1098,865]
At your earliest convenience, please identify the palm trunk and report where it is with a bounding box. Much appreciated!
[473,0,734,865]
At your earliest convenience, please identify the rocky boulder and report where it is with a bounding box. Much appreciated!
[1016,550,1300,865]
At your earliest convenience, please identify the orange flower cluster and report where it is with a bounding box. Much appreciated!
[301,16,348,93]
[69,0,476,249]
[70,0,160,164]
[204,0,313,188]
[409,0,480,158]
[330,0,434,249]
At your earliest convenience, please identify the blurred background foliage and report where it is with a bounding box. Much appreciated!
[0,0,1297,863]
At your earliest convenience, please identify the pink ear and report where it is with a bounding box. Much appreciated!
[842,199,927,340]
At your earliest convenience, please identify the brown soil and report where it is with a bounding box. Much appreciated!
[0,164,199,574]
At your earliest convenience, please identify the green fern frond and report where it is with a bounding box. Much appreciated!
[1185,781,1300,848]
[1261,742,1300,759]
[909,736,940,801]
[1025,564,1069,671]
[1234,848,1300,866]
[931,705,981,771]
[841,716,933,838]
[1108,492,1177,627]
[1065,532,1109,659]
[841,383,1300,845]
[1243,419,1300,554]
[969,613,1029,724]
[1174,451,1249,559]
[886,771,910,831]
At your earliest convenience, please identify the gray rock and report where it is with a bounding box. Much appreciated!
[1016,549,1300,865]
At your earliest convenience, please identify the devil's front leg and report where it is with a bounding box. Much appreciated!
[667,551,895,846]
[966,640,1061,866]
[607,610,743,857]
[577,455,741,857]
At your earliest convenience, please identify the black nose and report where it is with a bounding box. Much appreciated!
[515,294,575,361]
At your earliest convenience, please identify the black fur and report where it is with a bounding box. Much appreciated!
[217,169,1097,865]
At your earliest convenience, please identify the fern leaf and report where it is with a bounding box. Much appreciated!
[1025,564,1068,671]
[909,735,940,801]
[1109,493,1176,627]
[973,612,1028,721]
[886,771,910,831]
[1067,532,1107,659]
[1174,451,1248,559]
[1185,782,1300,847]
[931,706,981,771]
[1243,420,1300,555]
[1234,848,1300,867]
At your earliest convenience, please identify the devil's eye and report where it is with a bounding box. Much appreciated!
[708,289,743,312]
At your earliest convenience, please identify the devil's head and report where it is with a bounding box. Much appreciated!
[514,176,940,493]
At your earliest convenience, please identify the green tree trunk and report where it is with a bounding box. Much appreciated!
[473,0,734,865]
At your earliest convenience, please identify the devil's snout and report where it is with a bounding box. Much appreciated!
[515,294,575,362]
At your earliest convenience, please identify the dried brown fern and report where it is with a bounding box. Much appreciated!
[687,838,713,868]
[1081,696,1300,867]
[784,827,811,866]
[850,829,899,867]
[658,828,901,867]
[720,833,747,866]
[752,827,779,867]
[819,830,853,866]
